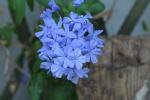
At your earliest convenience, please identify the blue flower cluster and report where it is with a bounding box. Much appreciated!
[35,0,104,84]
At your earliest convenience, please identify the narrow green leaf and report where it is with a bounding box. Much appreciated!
[33,40,42,51]
[33,59,41,73]
[41,77,77,100]
[77,0,105,15]
[0,26,13,46]
[11,0,26,24]
[36,0,49,6]
[89,2,105,14]
[52,83,77,100]
[27,0,34,11]
[142,21,149,32]
[28,72,46,100]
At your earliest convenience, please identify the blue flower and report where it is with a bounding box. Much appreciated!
[53,47,72,68]
[74,0,84,7]
[48,0,59,12]
[86,24,104,47]
[66,68,89,84]
[85,40,102,63]
[40,9,57,27]
[67,48,87,69]
[41,62,52,70]
[40,9,52,19]
[63,24,77,39]
[51,59,64,78]
[35,0,104,84]
[63,12,92,32]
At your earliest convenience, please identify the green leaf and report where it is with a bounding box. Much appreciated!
[0,26,13,46]
[36,0,105,16]
[89,2,105,14]
[10,0,26,24]
[51,83,77,100]
[36,0,49,6]
[54,0,105,15]
[41,77,77,100]
[142,21,149,32]
[33,40,42,51]
[77,0,105,15]
[28,72,46,100]
[27,0,34,11]
[33,59,41,73]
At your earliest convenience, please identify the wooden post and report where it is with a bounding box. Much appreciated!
[77,36,150,100]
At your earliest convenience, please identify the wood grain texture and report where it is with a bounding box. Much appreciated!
[77,36,150,100]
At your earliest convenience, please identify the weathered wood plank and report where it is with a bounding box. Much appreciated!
[77,36,150,100]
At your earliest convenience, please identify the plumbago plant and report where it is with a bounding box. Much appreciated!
[27,0,105,100]
[28,0,104,100]
[35,0,104,84]
[0,0,104,100]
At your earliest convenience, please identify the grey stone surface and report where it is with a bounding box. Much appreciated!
[131,3,150,36]
[25,1,41,33]
[0,35,22,94]
[12,58,30,100]
[0,47,9,94]
[102,0,150,36]
[12,84,30,100]
[0,0,12,27]
[102,0,136,36]
[0,0,39,99]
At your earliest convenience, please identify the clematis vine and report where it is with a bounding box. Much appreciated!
[35,0,104,84]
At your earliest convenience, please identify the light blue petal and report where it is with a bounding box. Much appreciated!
[63,17,71,23]
[40,62,51,70]
[91,54,97,63]
[51,64,60,73]
[70,12,78,20]
[78,56,87,63]
[35,31,44,38]
[67,70,74,80]
[75,69,88,78]
[58,17,62,28]
[48,0,59,12]
[73,23,82,31]
[74,0,84,7]
[55,69,64,78]
[94,30,103,36]
[54,47,64,56]
[74,49,81,57]
[71,75,79,84]
[64,58,71,68]
[75,61,83,70]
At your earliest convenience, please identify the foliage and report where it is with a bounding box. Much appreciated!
[8,0,105,25]
[28,72,46,100]
[2,0,105,100]
[58,0,105,15]
[37,0,50,6]
[76,0,105,14]
[0,26,13,46]
[27,0,34,11]
[142,21,149,32]
[28,70,77,100]
[10,0,26,24]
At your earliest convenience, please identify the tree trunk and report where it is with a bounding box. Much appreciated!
[77,36,150,100]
